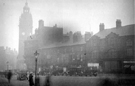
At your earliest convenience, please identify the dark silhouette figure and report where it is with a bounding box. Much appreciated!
[44,74,51,86]
[35,73,40,86]
[29,73,34,86]
[7,70,12,83]
[100,78,118,86]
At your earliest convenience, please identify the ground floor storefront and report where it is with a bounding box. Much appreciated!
[99,60,135,74]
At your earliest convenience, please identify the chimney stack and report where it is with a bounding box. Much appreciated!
[99,23,105,31]
[116,19,121,28]
[38,20,44,29]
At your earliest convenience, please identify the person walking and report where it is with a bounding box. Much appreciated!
[44,74,51,86]
[7,70,12,83]
[27,72,30,80]
[36,73,40,86]
[29,73,34,86]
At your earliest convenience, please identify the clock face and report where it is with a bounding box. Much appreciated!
[22,32,25,35]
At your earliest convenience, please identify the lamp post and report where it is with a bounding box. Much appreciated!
[34,50,39,86]
[7,61,9,71]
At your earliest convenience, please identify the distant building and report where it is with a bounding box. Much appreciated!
[0,47,6,71]
[5,47,17,70]
[62,31,73,43]
[18,1,33,70]
[36,20,63,47]
[24,20,86,70]
[24,39,38,71]
[0,46,17,71]
[86,19,135,73]
[84,32,92,42]
[24,41,86,71]
[73,31,84,43]
[62,34,70,43]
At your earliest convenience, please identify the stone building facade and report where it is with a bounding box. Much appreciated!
[86,20,135,73]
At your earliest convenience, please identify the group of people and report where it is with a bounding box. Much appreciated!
[5,70,51,86]
[27,72,51,86]
[6,71,35,86]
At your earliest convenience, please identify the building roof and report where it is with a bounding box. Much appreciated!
[39,41,85,50]
[95,24,135,39]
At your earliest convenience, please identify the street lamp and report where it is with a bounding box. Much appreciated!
[7,61,9,71]
[34,50,39,86]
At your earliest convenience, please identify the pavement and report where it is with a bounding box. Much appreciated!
[0,76,12,86]
[10,75,29,86]
[0,75,29,86]
[0,74,135,86]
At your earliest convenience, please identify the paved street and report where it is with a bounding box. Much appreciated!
[0,77,11,86]
[0,76,29,86]
[10,75,29,86]
[10,75,105,86]
[1,74,135,86]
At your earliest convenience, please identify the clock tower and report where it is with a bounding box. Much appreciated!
[18,1,33,69]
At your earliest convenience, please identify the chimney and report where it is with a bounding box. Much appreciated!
[38,20,44,29]
[116,19,121,28]
[54,24,57,28]
[69,31,73,43]
[85,32,91,41]
[99,23,105,31]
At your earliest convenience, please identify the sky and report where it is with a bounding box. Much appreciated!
[0,0,134,52]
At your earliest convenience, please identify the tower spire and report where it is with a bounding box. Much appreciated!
[23,0,30,13]
[25,0,28,6]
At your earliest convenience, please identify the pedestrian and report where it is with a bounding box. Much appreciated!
[29,73,34,86]
[36,73,40,86]
[7,70,12,83]
[44,74,51,86]
[27,72,30,80]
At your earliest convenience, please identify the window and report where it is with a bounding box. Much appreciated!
[92,51,98,58]
[81,54,83,58]
[91,40,97,47]
[127,48,133,56]
[57,50,60,54]
[93,42,96,46]
[126,40,133,46]
[81,47,83,51]
[109,38,116,47]
[105,61,111,71]
[100,41,105,50]
[64,48,66,53]
[77,54,80,60]
[111,61,118,70]
[72,47,74,52]
[108,49,117,58]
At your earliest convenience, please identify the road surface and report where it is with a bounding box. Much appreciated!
[0,74,135,86]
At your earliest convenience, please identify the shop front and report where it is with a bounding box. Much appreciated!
[123,61,135,74]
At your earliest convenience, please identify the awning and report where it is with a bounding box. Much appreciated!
[123,61,135,63]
